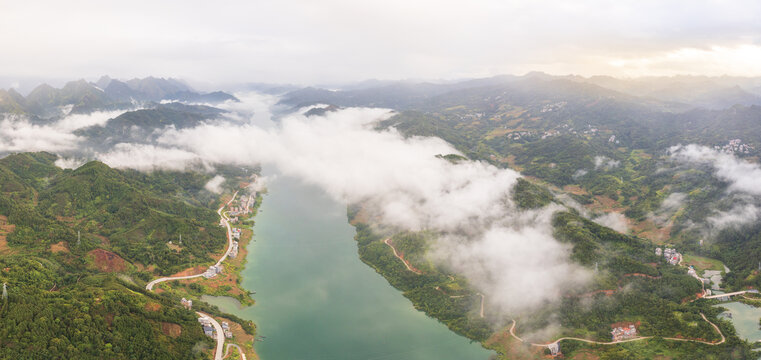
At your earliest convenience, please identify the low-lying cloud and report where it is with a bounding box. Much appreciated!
[594,155,620,170]
[593,212,629,233]
[670,144,761,196]
[670,144,761,231]
[1,93,592,318]
[204,175,226,194]
[54,157,87,170]
[0,109,132,153]
[707,202,760,230]
[115,97,589,315]
[0,116,81,152]
[647,192,687,226]
[97,143,209,172]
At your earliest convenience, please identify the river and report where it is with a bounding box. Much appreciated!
[715,302,761,343]
[203,174,494,360]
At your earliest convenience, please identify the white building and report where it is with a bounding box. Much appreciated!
[203,264,224,278]
[229,241,239,258]
[198,317,215,338]
[611,324,637,341]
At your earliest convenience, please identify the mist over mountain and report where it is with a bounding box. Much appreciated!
[280,72,761,111]
[4,1,761,358]
[1,73,761,359]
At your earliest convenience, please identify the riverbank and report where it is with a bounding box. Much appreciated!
[147,184,262,360]
[206,174,494,360]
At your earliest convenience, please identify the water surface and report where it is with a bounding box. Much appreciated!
[715,302,761,342]
[205,175,494,360]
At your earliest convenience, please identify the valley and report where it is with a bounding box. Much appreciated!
[2,73,761,359]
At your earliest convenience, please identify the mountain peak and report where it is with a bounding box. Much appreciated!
[96,75,113,89]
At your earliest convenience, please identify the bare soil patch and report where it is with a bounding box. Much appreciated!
[171,265,206,277]
[167,243,182,252]
[49,241,69,253]
[563,185,588,195]
[0,235,9,254]
[88,249,129,272]
[630,218,672,244]
[161,322,182,338]
[145,302,162,312]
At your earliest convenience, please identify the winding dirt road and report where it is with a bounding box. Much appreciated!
[383,238,422,274]
[224,343,247,360]
[509,312,725,348]
[478,293,485,318]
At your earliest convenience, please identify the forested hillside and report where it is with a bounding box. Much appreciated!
[0,152,251,359]
[281,75,761,297]
[348,182,753,359]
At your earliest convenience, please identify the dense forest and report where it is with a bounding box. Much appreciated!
[0,152,255,359]
[348,180,754,359]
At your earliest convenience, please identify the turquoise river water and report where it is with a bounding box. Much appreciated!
[203,175,494,360]
[715,302,761,343]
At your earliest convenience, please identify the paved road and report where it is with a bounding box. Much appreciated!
[662,313,725,345]
[704,290,747,299]
[215,191,238,267]
[197,312,225,360]
[146,273,204,291]
[145,192,239,291]
[145,191,240,360]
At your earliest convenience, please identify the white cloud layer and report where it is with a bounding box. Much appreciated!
[96,143,208,172]
[54,157,87,170]
[670,144,761,196]
[97,96,590,315]
[670,144,761,230]
[0,117,81,152]
[0,93,591,317]
[594,156,620,170]
[204,175,226,194]
[707,203,760,230]
[593,212,629,233]
[0,110,129,153]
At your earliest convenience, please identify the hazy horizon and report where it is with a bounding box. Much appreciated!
[6,70,761,96]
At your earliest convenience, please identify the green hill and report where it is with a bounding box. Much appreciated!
[0,152,259,359]
[0,152,228,274]
[74,103,226,150]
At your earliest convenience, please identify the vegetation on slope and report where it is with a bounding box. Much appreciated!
[0,152,259,359]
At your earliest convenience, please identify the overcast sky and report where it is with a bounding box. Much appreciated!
[1,0,761,86]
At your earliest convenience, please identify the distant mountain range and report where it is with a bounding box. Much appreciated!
[0,76,238,118]
[279,72,761,111]
[277,73,761,155]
